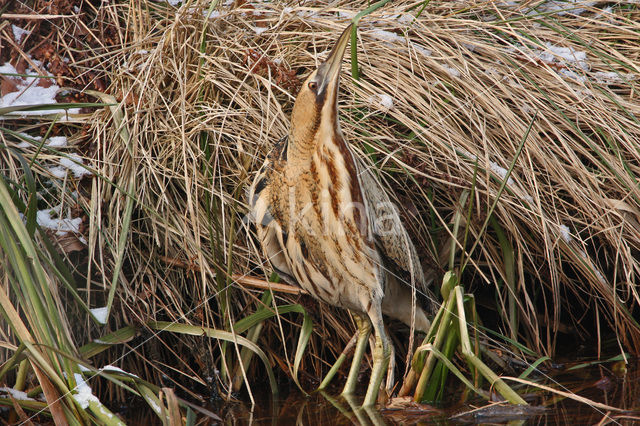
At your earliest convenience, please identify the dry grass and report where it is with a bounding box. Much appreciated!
[2,0,640,408]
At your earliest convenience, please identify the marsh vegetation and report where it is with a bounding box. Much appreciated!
[1,0,639,423]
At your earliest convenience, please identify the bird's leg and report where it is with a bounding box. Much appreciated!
[385,332,395,391]
[363,305,391,407]
[341,313,371,396]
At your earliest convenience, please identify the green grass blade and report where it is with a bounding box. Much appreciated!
[148,321,278,396]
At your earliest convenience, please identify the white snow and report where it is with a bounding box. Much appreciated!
[72,373,100,409]
[90,307,109,324]
[578,249,606,284]
[462,43,476,53]
[12,25,30,43]
[593,71,637,85]
[523,42,589,82]
[0,61,80,118]
[204,10,221,19]
[559,224,572,243]
[101,365,126,374]
[370,93,394,110]
[336,10,355,19]
[252,26,268,35]
[16,132,42,148]
[369,30,431,56]
[378,94,394,109]
[559,68,586,83]
[371,29,405,44]
[60,154,91,178]
[442,64,461,78]
[0,387,33,401]
[533,0,596,16]
[48,166,68,179]
[101,365,139,378]
[533,42,588,70]
[412,44,432,57]
[489,161,515,186]
[36,206,82,236]
[46,136,68,147]
[398,13,415,24]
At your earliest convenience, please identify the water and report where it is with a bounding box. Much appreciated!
[212,359,639,425]
[118,359,638,424]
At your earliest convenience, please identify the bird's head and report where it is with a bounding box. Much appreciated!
[290,25,352,150]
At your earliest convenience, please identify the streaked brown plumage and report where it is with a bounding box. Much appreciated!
[248,25,435,406]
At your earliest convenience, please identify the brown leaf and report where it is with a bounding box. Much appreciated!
[1,77,18,96]
[53,232,86,254]
[32,364,69,426]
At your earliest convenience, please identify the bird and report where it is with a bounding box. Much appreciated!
[248,24,436,407]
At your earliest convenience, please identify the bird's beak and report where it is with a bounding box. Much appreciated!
[317,24,352,96]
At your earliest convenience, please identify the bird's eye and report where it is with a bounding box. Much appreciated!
[308,81,317,91]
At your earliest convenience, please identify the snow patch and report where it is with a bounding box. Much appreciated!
[12,25,31,43]
[578,249,607,284]
[412,44,432,57]
[204,10,221,19]
[489,161,515,186]
[559,224,572,243]
[370,29,405,44]
[252,26,268,35]
[369,93,394,111]
[533,0,597,16]
[593,71,637,85]
[48,166,68,179]
[369,30,431,56]
[90,307,109,324]
[336,10,355,19]
[46,136,68,147]
[72,373,100,409]
[559,68,586,83]
[462,43,476,53]
[36,206,82,236]
[0,61,80,118]
[16,132,42,148]
[398,13,415,24]
[442,64,461,78]
[60,154,91,178]
[101,365,139,378]
[0,387,33,401]
[535,42,588,70]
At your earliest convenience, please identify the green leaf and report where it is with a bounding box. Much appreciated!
[148,321,279,396]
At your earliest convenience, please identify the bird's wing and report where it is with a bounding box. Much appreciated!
[357,160,431,294]
[247,137,296,284]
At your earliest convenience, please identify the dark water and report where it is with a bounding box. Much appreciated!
[216,360,640,425]
[123,359,640,424]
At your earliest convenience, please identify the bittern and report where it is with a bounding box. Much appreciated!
[248,25,435,407]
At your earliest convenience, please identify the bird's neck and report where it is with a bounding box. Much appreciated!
[288,112,340,166]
